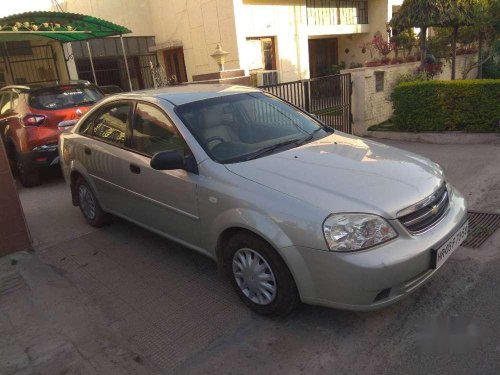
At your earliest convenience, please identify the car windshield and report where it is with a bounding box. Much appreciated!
[29,85,104,110]
[175,92,331,163]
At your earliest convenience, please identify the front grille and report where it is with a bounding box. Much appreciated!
[398,184,450,233]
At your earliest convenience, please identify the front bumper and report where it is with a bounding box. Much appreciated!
[284,188,468,311]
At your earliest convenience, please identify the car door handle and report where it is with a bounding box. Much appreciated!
[84,146,91,155]
[129,164,141,174]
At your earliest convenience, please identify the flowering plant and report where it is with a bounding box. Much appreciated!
[372,35,396,58]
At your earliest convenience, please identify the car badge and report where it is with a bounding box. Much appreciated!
[76,108,83,117]
[431,205,439,215]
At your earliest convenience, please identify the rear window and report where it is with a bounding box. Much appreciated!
[29,86,104,110]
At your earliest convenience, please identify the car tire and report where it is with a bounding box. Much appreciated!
[75,177,110,227]
[224,232,300,316]
[15,154,41,188]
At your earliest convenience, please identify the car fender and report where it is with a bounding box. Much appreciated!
[210,207,295,252]
[209,208,317,297]
[68,160,101,207]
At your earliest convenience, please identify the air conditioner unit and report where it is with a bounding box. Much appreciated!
[255,70,279,86]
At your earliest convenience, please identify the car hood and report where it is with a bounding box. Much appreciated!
[225,133,444,218]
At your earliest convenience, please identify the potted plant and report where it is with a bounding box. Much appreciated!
[405,55,417,62]
[390,56,405,64]
[365,58,382,67]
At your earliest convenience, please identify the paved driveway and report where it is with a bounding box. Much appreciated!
[1,140,500,374]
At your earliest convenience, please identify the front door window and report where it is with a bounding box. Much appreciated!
[130,103,187,156]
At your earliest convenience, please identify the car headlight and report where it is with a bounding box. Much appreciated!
[323,213,397,252]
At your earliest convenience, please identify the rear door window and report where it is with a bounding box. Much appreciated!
[29,86,103,110]
[91,103,131,146]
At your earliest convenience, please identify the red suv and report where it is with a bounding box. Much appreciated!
[0,81,103,187]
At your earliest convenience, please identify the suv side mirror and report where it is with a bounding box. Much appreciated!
[150,150,198,174]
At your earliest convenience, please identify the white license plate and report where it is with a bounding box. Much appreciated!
[432,221,468,269]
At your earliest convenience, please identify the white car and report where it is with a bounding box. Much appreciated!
[59,84,468,316]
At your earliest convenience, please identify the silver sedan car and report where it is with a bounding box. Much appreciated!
[59,84,468,316]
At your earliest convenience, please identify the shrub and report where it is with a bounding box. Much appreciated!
[396,70,426,85]
[391,80,500,132]
[349,62,363,69]
[331,61,346,74]
[416,62,443,79]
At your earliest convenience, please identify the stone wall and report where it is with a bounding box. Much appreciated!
[343,53,479,135]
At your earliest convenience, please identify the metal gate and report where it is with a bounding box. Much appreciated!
[138,54,159,89]
[259,73,352,133]
[0,44,60,85]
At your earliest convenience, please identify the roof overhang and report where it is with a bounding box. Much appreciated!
[0,11,131,42]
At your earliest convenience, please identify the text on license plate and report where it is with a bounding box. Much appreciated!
[433,221,468,269]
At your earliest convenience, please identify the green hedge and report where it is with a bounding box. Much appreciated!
[391,80,500,132]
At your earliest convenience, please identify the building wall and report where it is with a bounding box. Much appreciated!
[235,0,399,82]
[344,53,479,135]
[59,0,402,83]
[234,0,309,82]
[59,0,154,37]
[337,0,401,68]
[148,0,240,80]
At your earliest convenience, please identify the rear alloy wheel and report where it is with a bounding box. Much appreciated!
[224,233,300,316]
[15,154,41,188]
[75,177,110,227]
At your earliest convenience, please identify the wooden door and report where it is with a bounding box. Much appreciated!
[163,47,188,83]
[308,38,338,78]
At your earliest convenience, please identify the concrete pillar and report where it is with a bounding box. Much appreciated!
[0,142,31,257]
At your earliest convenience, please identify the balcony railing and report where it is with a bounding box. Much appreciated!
[306,0,368,26]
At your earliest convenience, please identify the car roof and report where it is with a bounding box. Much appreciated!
[113,84,261,106]
[0,80,95,92]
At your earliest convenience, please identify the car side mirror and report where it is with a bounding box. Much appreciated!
[150,150,198,174]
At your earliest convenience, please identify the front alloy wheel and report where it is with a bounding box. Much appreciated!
[224,232,299,316]
[232,248,277,305]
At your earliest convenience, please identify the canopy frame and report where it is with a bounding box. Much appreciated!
[0,11,133,90]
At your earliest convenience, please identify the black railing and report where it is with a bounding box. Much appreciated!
[259,73,352,134]
[306,0,368,26]
[0,44,60,85]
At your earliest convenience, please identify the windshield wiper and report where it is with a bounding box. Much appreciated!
[294,127,324,146]
[244,138,302,161]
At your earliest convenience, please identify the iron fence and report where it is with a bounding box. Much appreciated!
[0,44,60,85]
[259,73,352,134]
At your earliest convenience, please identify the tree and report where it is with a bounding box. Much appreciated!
[390,0,448,66]
[467,0,500,78]
[390,0,476,78]
[446,0,476,79]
